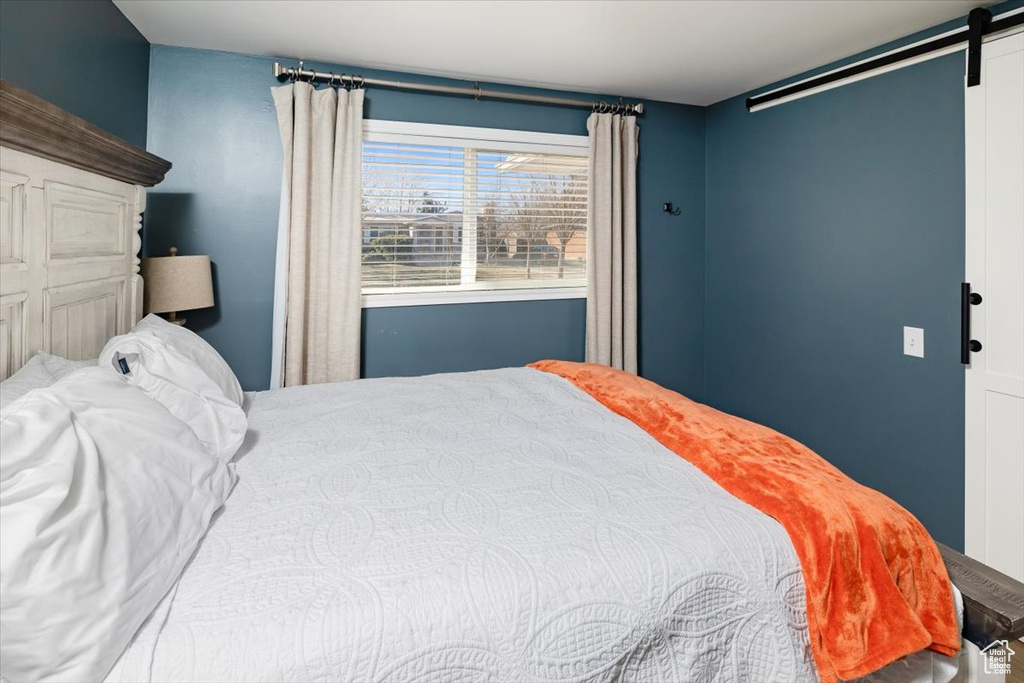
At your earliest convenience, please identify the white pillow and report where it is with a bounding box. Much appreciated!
[35,351,95,381]
[99,316,247,461]
[0,368,236,682]
[134,314,243,406]
[0,356,53,411]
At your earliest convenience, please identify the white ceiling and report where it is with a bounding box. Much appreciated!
[114,0,993,106]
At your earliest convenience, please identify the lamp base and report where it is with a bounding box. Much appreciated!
[165,311,187,326]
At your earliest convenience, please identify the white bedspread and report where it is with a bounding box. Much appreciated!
[107,368,958,683]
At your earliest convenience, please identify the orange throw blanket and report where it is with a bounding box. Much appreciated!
[531,360,959,683]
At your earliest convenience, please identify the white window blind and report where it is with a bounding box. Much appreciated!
[361,121,588,303]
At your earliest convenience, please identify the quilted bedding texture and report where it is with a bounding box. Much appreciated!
[106,368,959,683]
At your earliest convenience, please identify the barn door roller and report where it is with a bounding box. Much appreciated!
[967,8,992,87]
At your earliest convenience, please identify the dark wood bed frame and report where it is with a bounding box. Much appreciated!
[939,543,1024,647]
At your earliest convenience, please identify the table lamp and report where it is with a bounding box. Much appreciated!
[141,247,214,326]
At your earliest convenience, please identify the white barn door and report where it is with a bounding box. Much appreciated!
[964,32,1024,581]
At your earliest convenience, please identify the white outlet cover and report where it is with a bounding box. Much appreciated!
[904,326,924,358]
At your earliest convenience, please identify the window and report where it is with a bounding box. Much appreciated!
[361,121,588,306]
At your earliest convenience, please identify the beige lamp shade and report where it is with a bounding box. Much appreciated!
[141,248,214,315]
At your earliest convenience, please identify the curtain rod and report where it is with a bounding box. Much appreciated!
[272,62,644,116]
[747,6,1024,111]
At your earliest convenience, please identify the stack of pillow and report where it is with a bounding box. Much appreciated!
[0,353,96,411]
[0,315,246,681]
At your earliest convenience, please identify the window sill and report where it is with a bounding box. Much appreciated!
[362,287,586,309]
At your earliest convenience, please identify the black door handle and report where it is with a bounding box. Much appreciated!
[961,283,983,364]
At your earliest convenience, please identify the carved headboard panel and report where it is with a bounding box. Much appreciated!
[0,79,170,379]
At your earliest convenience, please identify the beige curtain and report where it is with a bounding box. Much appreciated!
[271,82,364,386]
[586,113,638,373]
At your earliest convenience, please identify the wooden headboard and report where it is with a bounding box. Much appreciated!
[0,80,171,379]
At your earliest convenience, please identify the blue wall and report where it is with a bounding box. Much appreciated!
[704,1,1023,550]
[0,0,149,148]
[145,46,706,394]
[7,0,1004,548]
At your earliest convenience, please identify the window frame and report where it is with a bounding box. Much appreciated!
[361,120,590,309]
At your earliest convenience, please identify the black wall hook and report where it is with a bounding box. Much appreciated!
[663,202,681,216]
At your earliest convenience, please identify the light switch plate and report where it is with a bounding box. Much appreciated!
[904,326,924,358]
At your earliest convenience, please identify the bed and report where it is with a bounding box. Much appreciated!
[101,366,966,683]
[4,79,1016,683]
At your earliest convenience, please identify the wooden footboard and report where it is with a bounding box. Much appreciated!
[939,543,1024,647]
